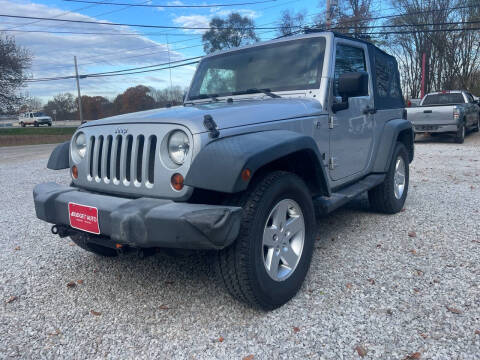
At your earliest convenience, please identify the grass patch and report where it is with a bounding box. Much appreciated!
[0,127,77,136]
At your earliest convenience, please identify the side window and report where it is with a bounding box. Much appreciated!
[30,113,33,118]
[374,50,403,108]
[334,44,366,96]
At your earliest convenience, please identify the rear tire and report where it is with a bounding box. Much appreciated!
[20,122,25,128]
[369,142,409,214]
[217,171,316,310]
[455,123,465,143]
[70,233,118,257]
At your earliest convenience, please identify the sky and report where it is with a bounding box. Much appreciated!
[1,0,324,102]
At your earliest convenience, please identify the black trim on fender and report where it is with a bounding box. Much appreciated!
[47,141,70,170]
[184,130,330,195]
[372,119,414,173]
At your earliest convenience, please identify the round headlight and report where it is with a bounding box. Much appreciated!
[71,131,87,163]
[167,130,190,165]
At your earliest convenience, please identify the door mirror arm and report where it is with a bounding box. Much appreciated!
[332,101,348,113]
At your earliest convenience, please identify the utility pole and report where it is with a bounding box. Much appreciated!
[74,56,83,123]
[421,53,426,99]
[326,0,337,30]
[166,34,173,102]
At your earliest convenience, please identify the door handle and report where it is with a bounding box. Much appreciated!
[362,106,377,115]
[424,110,432,113]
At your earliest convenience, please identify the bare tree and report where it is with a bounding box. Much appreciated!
[276,10,307,37]
[0,33,31,112]
[149,85,185,107]
[386,0,480,97]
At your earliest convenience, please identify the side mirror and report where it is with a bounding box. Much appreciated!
[338,72,369,98]
[332,72,369,113]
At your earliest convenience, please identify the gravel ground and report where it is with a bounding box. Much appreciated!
[1,135,479,360]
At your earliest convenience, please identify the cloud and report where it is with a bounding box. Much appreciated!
[173,15,210,34]
[213,9,260,19]
[0,0,194,100]
[172,8,260,35]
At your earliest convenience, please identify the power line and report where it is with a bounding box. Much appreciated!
[1,29,205,36]
[0,13,281,30]
[63,0,277,8]
[25,24,480,83]
[26,58,201,82]
[332,19,480,31]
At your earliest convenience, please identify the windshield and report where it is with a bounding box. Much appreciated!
[34,112,46,117]
[422,93,465,106]
[188,37,326,100]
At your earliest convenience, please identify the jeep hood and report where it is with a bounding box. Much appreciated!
[80,98,324,134]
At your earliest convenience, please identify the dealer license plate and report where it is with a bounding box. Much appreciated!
[68,202,100,234]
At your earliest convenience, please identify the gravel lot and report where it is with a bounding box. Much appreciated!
[1,135,479,359]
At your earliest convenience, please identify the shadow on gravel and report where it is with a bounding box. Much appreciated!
[415,131,479,144]
[60,193,386,311]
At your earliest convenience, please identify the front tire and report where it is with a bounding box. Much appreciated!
[217,171,316,310]
[34,121,39,127]
[369,142,409,214]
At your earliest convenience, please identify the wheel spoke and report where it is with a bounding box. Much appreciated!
[281,244,299,268]
[265,248,280,278]
[263,226,278,247]
[285,215,303,238]
[272,201,288,227]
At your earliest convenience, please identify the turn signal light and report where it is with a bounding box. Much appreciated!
[171,173,184,191]
[241,168,251,181]
[71,165,78,179]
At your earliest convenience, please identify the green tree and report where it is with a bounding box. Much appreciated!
[202,13,259,54]
[0,33,31,112]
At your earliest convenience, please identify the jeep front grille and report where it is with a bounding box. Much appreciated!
[87,134,157,188]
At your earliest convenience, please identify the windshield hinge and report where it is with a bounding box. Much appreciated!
[203,114,220,138]
[328,157,337,170]
[328,116,337,129]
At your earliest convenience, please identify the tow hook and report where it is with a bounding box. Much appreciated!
[51,224,75,238]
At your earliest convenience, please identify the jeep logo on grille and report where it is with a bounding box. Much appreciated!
[114,128,128,134]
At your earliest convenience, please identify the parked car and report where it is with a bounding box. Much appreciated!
[406,91,480,143]
[33,31,414,310]
[406,98,421,107]
[18,111,52,127]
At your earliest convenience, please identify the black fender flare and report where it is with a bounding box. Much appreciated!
[47,141,70,170]
[372,119,414,173]
[184,130,330,195]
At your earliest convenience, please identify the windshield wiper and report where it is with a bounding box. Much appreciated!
[232,88,281,98]
[188,93,219,101]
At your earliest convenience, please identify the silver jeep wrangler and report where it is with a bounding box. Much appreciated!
[34,31,414,310]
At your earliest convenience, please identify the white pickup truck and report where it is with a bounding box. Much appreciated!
[407,91,480,143]
[18,111,52,127]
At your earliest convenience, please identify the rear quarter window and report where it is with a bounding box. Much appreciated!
[374,50,403,109]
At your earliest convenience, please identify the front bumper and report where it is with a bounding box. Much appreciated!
[33,182,242,250]
[413,124,458,133]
